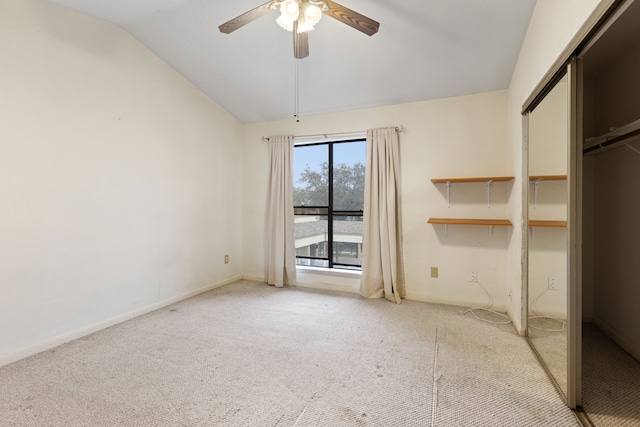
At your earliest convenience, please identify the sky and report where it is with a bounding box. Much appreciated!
[293,140,365,186]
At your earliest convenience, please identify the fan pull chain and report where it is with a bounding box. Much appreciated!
[294,59,300,122]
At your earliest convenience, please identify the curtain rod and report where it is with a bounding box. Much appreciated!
[261,125,406,142]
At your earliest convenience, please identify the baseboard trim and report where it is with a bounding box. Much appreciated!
[0,275,242,368]
[241,275,265,283]
[241,274,360,294]
[404,292,508,314]
[593,317,640,363]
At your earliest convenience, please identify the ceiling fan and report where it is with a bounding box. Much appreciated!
[218,0,380,59]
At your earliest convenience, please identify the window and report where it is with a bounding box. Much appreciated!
[293,139,365,270]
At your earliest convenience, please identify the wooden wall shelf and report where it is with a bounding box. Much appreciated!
[429,176,513,236]
[428,217,512,237]
[431,176,514,184]
[431,176,514,208]
[428,218,512,226]
[529,220,567,228]
[529,175,567,181]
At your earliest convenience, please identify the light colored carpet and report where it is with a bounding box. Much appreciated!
[0,280,579,426]
[582,323,640,427]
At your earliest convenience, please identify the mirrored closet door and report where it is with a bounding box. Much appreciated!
[525,70,573,402]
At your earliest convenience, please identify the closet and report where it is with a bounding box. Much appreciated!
[523,1,640,424]
[580,1,640,423]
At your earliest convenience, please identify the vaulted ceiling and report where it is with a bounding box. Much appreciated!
[46,0,537,123]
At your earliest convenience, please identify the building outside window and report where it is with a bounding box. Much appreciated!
[293,139,365,270]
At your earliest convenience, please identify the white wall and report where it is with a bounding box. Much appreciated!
[0,0,243,365]
[243,91,512,310]
[506,0,603,333]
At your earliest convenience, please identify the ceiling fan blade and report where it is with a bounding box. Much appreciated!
[294,28,309,59]
[218,1,276,34]
[323,0,379,36]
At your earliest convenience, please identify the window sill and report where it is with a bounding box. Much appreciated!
[295,266,361,294]
[296,266,362,278]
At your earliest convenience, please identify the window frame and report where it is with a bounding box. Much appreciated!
[293,138,365,270]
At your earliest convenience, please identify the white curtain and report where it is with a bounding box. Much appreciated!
[265,135,297,287]
[360,127,404,303]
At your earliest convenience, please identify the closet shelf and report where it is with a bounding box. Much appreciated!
[428,218,512,226]
[528,220,567,228]
[529,175,567,181]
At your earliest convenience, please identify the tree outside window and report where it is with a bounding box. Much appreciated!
[293,139,365,269]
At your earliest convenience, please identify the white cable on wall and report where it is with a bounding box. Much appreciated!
[460,281,512,325]
[528,288,566,332]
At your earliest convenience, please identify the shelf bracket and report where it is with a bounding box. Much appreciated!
[531,225,536,240]
[486,180,494,208]
[488,225,494,237]
[446,181,451,208]
[445,224,448,237]
[532,180,541,209]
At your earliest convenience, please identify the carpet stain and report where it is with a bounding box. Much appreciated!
[272,413,285,426]
[341,407,368,426]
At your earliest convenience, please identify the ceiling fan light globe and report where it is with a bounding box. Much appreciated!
[280,0,300,21]
[302,3,322,26]
[296,14,314,33]
[276,14,294,31]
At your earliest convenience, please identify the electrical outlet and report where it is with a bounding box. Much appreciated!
[548,277,558,290]
[470,271,478,283]
[430,267,438,278]
[224,254,229,264]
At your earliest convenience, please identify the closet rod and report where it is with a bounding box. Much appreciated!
[583,127,640,154]
[261,126,406,142]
